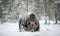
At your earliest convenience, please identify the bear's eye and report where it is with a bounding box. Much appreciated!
[35,23,37,25]
[28,23,30,25]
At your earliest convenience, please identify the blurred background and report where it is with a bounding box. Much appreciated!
[0,0,60,36]
[0,0,60,24]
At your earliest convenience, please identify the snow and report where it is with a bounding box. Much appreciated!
[0,20,60,36]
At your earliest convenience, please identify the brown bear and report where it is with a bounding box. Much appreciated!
[19,13,40,32]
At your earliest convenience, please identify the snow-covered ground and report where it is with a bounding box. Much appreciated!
[0,20,60,36]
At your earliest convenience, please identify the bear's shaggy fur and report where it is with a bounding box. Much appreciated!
[19,13,39,32]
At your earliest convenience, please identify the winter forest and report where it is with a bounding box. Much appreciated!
[0,0,60,36]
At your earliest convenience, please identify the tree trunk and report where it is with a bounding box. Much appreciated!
[55,12,57,23]
[44,0,47,24]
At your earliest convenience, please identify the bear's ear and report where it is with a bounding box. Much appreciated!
[29,13,36,19]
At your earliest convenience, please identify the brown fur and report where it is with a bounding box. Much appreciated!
[19,13,39,32]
